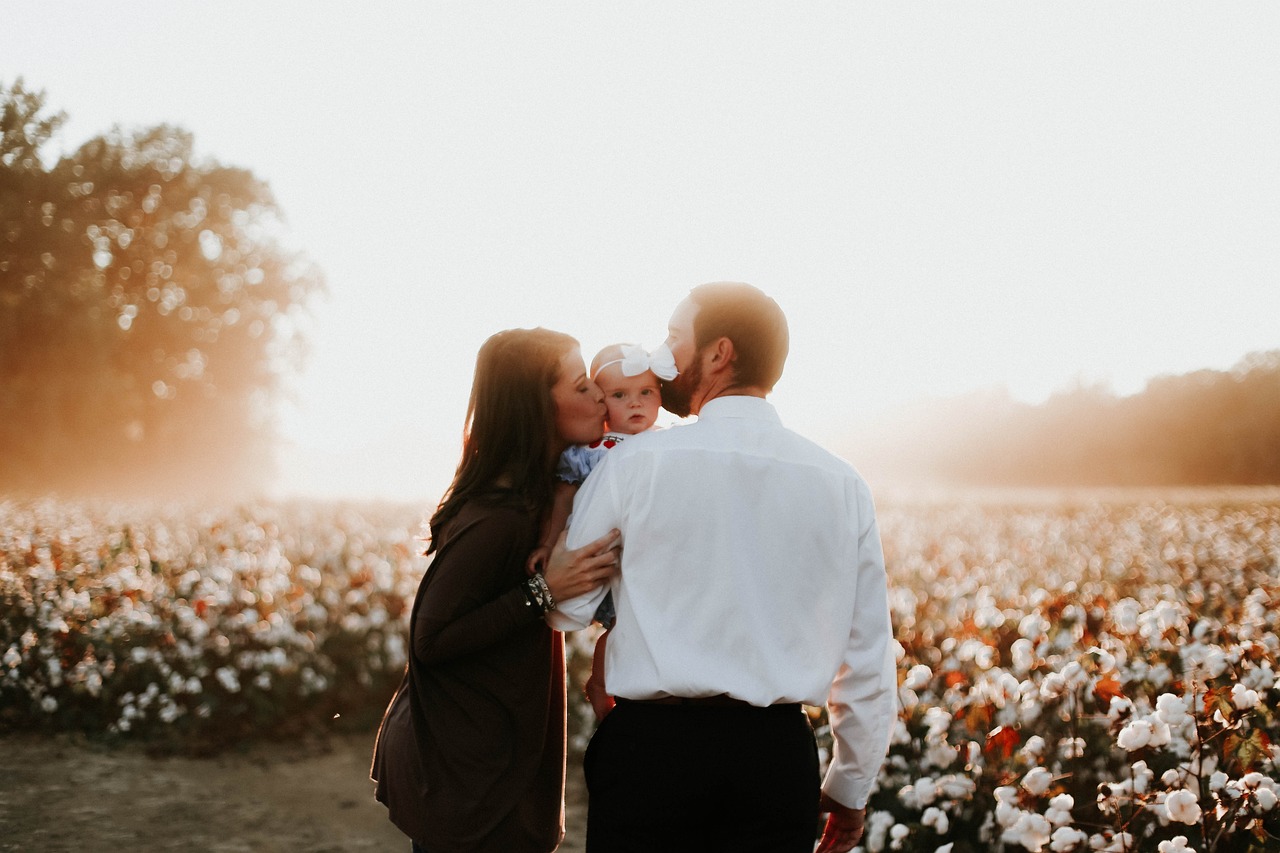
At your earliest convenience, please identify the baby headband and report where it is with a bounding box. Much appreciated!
[595,343,679,381]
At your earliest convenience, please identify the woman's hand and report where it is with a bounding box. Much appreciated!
[542,528,620,603]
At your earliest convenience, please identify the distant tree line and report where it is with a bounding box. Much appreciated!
[858,350,1280,486]
[0,80,323,498]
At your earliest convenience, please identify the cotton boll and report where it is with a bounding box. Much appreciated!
[1131,761,1154,795]
[1230,682,1260,710]
[904,664,932,690]
[1045,793,1075,826]
[1023,766,1054,796]
[1165,789,1202,825]
[1117,720,1152,751]
[1012,638,1036,673]
[1049,826,1088,852]
[1002,812,1052,852]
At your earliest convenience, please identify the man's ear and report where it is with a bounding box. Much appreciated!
[705,337,736,377]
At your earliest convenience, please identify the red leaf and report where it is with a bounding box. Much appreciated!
[985,725,1020,761]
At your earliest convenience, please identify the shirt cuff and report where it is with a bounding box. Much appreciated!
[821,773,874,811]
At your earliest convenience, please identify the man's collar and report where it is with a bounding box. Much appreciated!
[697,395,781,423]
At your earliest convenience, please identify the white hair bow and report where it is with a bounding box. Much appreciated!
[602,344,679,381]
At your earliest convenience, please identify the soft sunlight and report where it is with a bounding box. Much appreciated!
[3,3,1277,505]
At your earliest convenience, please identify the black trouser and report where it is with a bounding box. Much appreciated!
[583,699,820,853]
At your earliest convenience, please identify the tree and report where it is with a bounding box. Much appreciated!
[0,80,324,498]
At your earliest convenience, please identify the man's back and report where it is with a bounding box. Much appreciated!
[554,395,883,709]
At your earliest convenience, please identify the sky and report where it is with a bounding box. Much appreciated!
[3,2,1278,503]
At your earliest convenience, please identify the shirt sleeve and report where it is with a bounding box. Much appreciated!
[822,476,897,810]
[412,509,543,665]
[546,451,622,632]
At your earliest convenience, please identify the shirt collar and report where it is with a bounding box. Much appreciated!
[697,395,781,424]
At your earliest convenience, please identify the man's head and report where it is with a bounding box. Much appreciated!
[659,282,789,417]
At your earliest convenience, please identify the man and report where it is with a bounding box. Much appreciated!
[548,282,895,853]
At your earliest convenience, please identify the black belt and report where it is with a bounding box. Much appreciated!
[616,695,798,709]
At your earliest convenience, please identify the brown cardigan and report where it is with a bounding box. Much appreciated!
[371,493,566,852]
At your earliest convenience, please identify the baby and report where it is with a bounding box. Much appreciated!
[529,342,673,718]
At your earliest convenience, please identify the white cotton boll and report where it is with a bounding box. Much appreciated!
[935,844,954,853]
[1162,769,1182,788]
[1003,812,1052,852]
[1045,794,1075,826]
[1021,736,1047,759]
[1155,693,1190,726]
[1209,771,1229,792]
[1059,738,1085,760]
[1087,647,1116,673]
[1147,718,1172,748]
[1049,826,1088,851]
[1165,789,1202,825]
[1023,766,1054,796]
[904,664,932,690]
[1203,647,1229,678]
[1108,696,1134,722]
[866,810,895,853]
[922,806,949,835]
[889,823,910,850]
[1132,761,1154,795]
[1020,612,1049,639]
[1157,836,1195,852]
[1117,720,1152,751]
[1062,661,1086,687]
[1231,683,1260,710]
[1012,638,1036,673]
[1040,672,1068,700]
[1255,787,1278,812]
[1112,599,1140,634]
[1242,662,1275,690]
[938,774,977,800]
[40,695,57,713]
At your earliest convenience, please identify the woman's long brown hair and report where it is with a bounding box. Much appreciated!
[426,327,578,553]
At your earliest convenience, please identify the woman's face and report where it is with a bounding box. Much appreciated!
[551,347,606,450]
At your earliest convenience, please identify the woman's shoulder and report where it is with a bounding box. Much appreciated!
[456,491,533,524]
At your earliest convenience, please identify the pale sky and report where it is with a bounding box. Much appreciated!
[4,3,1278,503]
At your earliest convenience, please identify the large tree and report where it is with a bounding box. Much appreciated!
[0,80,323,498]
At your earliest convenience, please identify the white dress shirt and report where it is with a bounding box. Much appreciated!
[548,395,895,810]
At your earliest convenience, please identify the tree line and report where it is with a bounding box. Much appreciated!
[856,350,1280,487]
[0,80,323,498]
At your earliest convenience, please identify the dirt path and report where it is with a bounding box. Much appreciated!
[0,733,587,853]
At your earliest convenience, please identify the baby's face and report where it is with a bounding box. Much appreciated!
[596,365,661,435]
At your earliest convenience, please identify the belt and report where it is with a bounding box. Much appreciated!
[616,695,795,709]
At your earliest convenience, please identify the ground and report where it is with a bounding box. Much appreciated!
[0,732,588,853]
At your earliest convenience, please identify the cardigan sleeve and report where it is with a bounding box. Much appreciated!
[411,506,543,666]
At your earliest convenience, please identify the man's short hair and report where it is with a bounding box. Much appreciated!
[688,282,789,392]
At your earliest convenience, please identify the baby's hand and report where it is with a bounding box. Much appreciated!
[526,544,553,577]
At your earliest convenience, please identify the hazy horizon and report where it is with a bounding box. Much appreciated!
[4,3,1276,503]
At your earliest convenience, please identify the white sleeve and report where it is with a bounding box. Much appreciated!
[545,452,622,632]
[822,477,896,809]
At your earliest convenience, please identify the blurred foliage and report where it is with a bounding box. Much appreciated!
[863,351,1280,487]
[0,79,323,498]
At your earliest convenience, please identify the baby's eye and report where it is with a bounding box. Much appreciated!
[640,388,654,396]
[611,392,625,399]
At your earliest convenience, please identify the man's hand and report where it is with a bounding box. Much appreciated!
[815,793,866,853]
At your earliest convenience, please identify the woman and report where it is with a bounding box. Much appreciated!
[372,328,622,852]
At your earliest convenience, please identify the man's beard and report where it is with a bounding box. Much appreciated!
[659,357,701,418]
